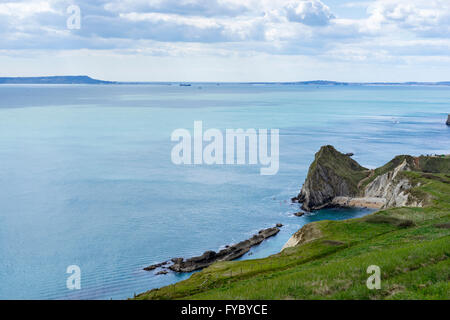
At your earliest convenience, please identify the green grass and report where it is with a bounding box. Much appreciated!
[419,156,450,173]
[135,170,450,300]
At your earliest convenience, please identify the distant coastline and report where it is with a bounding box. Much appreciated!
[1,75,450,86]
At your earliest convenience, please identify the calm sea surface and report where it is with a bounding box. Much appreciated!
[0,84,449,299]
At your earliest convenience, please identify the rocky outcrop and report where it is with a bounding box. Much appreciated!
[282,223,322,250]
[144,261,169,271]
[447,114,450,125]
[285,148,450,251]
[144,225,282,273]
[363,159,423,208]
[294,146,447,212]
[296,145,369,211]
[170,227,280,272]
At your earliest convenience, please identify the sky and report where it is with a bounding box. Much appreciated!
[0,0,449,82]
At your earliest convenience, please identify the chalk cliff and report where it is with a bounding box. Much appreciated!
[284,148,450,251]
[281,223,322,250]
[294,146,449,212]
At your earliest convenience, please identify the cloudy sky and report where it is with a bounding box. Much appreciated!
[0,0,449,81]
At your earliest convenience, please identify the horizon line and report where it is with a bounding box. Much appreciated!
[1,75,450,85]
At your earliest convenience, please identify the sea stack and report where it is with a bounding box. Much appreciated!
[446,114,450,125]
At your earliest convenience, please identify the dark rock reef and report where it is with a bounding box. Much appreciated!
[169,227,280,272]
[143,261,169,271]
[144,225,282,273]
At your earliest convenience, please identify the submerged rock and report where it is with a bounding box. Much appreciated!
[156,270,168,275]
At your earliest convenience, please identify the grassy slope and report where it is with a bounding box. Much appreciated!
[136,172,450,300]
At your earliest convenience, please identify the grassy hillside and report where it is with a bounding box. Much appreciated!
[135,171,450,300]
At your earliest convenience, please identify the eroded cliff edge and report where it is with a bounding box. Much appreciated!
[284,146,449,251]
[294,145,449,212]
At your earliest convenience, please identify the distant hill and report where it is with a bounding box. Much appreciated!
[0,76,116,84]
[278,80,450,86]
[0,76,449,86]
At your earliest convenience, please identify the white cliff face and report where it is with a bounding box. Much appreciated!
[364,159,421,209]
[282,223,322,251]
[364,159,409,198]
[329,159,422,210]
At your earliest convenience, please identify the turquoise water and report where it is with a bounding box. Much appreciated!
[0,84,449,299]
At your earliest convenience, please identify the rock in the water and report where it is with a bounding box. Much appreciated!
[294,212,305,217]
[447,114,450,125]
[143,261,169,271]
[168,226,281,273]
[156,270,168,275]
[171,257,183,264]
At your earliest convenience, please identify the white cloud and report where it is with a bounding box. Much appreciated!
[0,0,450,81]
[284,0,335,25]
[366,0,450,36]
[0,1,57,19]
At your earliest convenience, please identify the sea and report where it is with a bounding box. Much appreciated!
[0,83,449,299]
